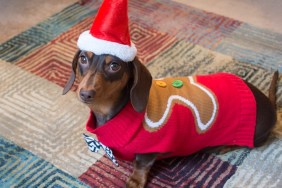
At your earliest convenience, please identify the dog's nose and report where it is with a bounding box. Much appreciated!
[79,89,96,102]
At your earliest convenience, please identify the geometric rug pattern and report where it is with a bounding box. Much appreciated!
[0,135,89,188]
[79,153,237,188]
[0,0,281,187]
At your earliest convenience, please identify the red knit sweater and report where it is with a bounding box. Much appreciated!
[86,73,256,161]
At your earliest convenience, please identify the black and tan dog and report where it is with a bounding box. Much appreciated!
[63,51,279,188]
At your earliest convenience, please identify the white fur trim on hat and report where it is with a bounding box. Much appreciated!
[77,31,137,62]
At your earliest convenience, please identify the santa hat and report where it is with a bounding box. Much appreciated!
[77,0,137,62]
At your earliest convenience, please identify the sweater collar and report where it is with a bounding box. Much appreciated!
[86,102,145,148]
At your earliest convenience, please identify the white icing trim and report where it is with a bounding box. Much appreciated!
[77,30,137,62]
[144,76,218,131]
[189,76,218,131]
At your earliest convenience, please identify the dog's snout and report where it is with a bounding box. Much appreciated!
[79,89,96,102]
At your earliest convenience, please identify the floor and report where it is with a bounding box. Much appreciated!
[0,0,76,43]
[1,0,282,43]
[175,0,282,34]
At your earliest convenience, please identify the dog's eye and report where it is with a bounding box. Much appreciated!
[109,62,121,72]
[80,55,88,64]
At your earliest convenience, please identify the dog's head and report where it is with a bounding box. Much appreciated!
[63,50,152,113]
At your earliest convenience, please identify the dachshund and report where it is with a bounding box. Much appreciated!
[63,50,279,188]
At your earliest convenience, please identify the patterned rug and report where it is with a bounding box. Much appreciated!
[0,0,282,187]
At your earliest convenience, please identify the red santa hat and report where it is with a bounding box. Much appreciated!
[77,0,137,62]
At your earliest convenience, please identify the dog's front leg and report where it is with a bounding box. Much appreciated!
[126,153,158,188]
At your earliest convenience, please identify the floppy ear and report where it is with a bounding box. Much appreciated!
[130,58,152,112]
[62,50,81,95]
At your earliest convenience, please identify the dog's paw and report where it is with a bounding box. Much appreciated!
[126,177,145,188]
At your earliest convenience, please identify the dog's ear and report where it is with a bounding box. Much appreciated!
[62,50,81,95]
[130,58,152,112]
